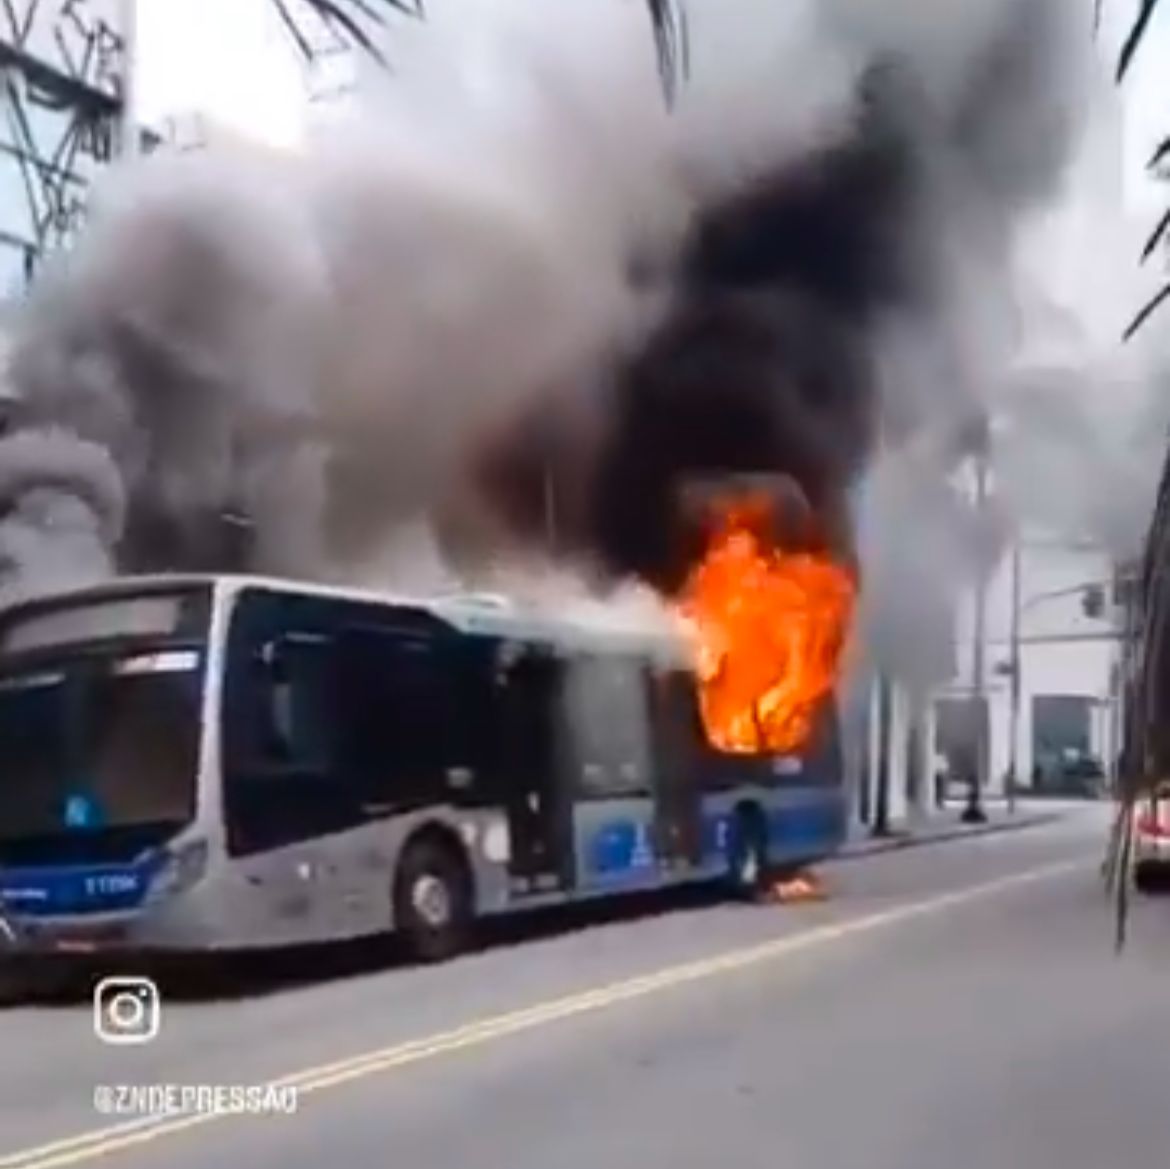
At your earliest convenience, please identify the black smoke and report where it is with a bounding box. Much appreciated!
[0,0,1093,621]
[463,65,921,592]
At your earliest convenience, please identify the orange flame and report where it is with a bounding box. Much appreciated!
[678,493,856,754]
[769,870,829,903]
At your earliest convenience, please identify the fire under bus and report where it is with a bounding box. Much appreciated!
[0,564,848,972]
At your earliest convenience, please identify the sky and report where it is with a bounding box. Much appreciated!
[1100,0,1170,217]
[134,0,1170,210]
[135,0,309,148]
[127,0,1170,381]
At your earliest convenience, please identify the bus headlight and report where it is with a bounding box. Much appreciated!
[150,840,209,899]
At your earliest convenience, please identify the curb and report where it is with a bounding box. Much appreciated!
[831,811,1067,863]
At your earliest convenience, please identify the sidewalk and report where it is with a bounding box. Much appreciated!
[834,798,1078,861]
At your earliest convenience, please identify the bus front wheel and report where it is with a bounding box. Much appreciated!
[393,834,473,962]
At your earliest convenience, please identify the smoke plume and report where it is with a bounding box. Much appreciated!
[0,0,1098,666]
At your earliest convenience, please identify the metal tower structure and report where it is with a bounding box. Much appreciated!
[0,0,128,300]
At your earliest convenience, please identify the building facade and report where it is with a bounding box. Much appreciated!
[845,529,1124,833]
[952,531,1123,793]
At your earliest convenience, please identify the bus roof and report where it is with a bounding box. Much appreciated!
[0,572,693,663]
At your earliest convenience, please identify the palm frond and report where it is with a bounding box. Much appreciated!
[1141,204,1170,262]
[275,0,424,65]
[646,0,690,102]
[272,0,686,100]
[1118,0,1162,80]
[1148,134,1170,170]
[1124,279,1170,339]
[1122,0,1170,336]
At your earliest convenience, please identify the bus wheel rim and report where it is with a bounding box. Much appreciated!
[411,874,452,928]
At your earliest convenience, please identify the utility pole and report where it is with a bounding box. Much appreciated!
[543,465,558,554]
[119,0,139,158]
[962,434,991,825]
[872,672,893,836]
[1006,538,1022,813]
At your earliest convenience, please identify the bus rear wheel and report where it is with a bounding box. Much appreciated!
[393,835,473,963]
[726,806,769,901]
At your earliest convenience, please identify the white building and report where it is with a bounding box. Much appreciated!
[953,532,1122,791]
[845,528,1123,832]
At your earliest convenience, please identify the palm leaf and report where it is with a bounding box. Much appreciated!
[1124,280,1170,339]
[1148,133,1170,170]
[273,0,686,95]
[1118,0,1161,80]
[1141,205,1170,262]
[274,0,424,64]
[645,0,690,100]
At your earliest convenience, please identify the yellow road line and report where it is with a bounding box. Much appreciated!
[0,857,1083,1169]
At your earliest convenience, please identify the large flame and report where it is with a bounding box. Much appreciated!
[679,493,856,754]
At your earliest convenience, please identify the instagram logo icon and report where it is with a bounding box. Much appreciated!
[93,977,161,1045]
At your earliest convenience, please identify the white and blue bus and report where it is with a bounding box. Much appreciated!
[0,574,847,964]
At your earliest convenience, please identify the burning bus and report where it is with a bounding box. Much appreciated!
[0,498,851,966]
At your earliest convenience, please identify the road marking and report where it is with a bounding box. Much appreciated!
[0,856,1083,1169]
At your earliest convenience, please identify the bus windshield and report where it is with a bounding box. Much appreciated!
[0,650,204,866]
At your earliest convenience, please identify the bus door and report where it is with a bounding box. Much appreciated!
[649,670,705,871]
[496,645,573,891]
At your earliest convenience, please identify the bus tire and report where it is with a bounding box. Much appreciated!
[393,832,474,963]
[726,805,769,900]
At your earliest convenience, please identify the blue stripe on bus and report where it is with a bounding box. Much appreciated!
[588,818,658,878]
[580,791,846,887]
[764,800,847,860]
[0,855,165,917]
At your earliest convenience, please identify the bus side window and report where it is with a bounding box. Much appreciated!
[332,629,454,805]
[568,656,651,798]
[256,637,332,771]
[224,633,345,857]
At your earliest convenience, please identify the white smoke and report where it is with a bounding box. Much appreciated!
[0,429,124,609]
[0,0,1125,661]
[0,0,689,600]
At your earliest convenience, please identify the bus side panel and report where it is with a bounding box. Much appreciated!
[762,706,849,865]
[215,588,519,945]
[695,784,846,871]
[556,654,659,893]
[572,796,674,891]
[697,702,848,870]
[764,788,848,866]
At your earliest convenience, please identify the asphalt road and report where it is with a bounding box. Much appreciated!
[1,805,1167,1169]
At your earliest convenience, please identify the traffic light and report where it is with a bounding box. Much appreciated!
[1082,584,1105,619]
